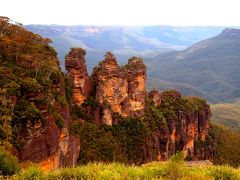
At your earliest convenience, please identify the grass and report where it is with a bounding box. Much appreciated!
[3,161,240,180]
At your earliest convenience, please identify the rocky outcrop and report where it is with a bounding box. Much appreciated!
[148,89,161,107]
[17,90,80,171]
[12,49,81,170]
[65,48,92,105]
[1,17,214,172]
[17,47,211,168]
[220,28,240,38]
[91,52,146,125]
[146,90,211,161]
[67,48,212,161]
[123,57,146,117]
[91,52,128,125]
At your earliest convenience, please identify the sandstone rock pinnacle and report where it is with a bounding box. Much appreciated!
[65,48,92,105]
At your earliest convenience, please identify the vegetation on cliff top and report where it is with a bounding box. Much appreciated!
[71,90,210,165]
[0,17,66,150]
[207,123,240,167]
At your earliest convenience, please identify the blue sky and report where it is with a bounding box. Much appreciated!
[1,0,240,26]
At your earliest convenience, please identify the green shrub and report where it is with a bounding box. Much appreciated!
[4,81,21,96]
[49,71,62,85]
[0,147,20,176]
[64,77,72,102]
[20,77,42,94]
[17,166,44,180]
[9,162,240,180]
[210,166,239,180]
[55,95,68,107]
[54,112,65,129]
[166,152,184,180]
[112,117,149,164]
[13,100,42,126]
[207,124,240,167]
[144,98,167,131]
[77,122,118,164]
[82,96,99,110]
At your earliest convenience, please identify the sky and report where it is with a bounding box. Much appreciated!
[1,0,240,26]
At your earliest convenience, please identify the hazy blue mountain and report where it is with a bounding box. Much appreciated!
[146,28,240,103]
[25,25,223,70]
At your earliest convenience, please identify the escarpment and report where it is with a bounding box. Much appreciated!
[0,17,80,171]
[12,52,80,171]
[144,90,211,161]
[0,17,214,169]
[66,48,213,162]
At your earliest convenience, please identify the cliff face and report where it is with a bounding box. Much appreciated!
[91,52,128,125]
[15,60,81,171]
[0,17,80,171]
[66,48,212,162]
[145,90,211,161]
[0,17,213,169]
[90,52,146,125]
[123,57,146,118]
[65,48,92,105]
[18,107,80,171]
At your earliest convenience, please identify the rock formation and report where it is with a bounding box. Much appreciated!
[123,57,146,117]
[66,48,212,162]
[15,48,212,168]
[0,18,81,171]
[18,108,80,171]
[148,89,162,107]
[91,52,128,125]
[91,52,146,125]
[146,90,211,161]
[65,48,92,105]
[15,74,81,171]
[0,18,215,171]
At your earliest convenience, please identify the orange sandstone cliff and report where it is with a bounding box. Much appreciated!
[65,49,213,162]
[0,18,215,171]
[15,48,213,168]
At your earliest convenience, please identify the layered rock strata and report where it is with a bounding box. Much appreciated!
[65,48,212,162]
[91,52,146,125]
[17,70,80,170]
[65,48,92,105]
[146,90,211,161]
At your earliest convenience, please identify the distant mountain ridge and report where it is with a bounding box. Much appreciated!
[25,25,224,70]
[146,28,240,103]
[25,25,240,103]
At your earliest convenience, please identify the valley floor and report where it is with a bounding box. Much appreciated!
[5,161,240,180]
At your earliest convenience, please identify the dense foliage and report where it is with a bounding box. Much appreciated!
[71,90,209,165]
[0,147,20,176]
[0,17,67,149]
[72,117,149,165]
[207,123,240,167]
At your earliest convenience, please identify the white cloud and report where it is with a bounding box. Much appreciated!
[1,0,240,25]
